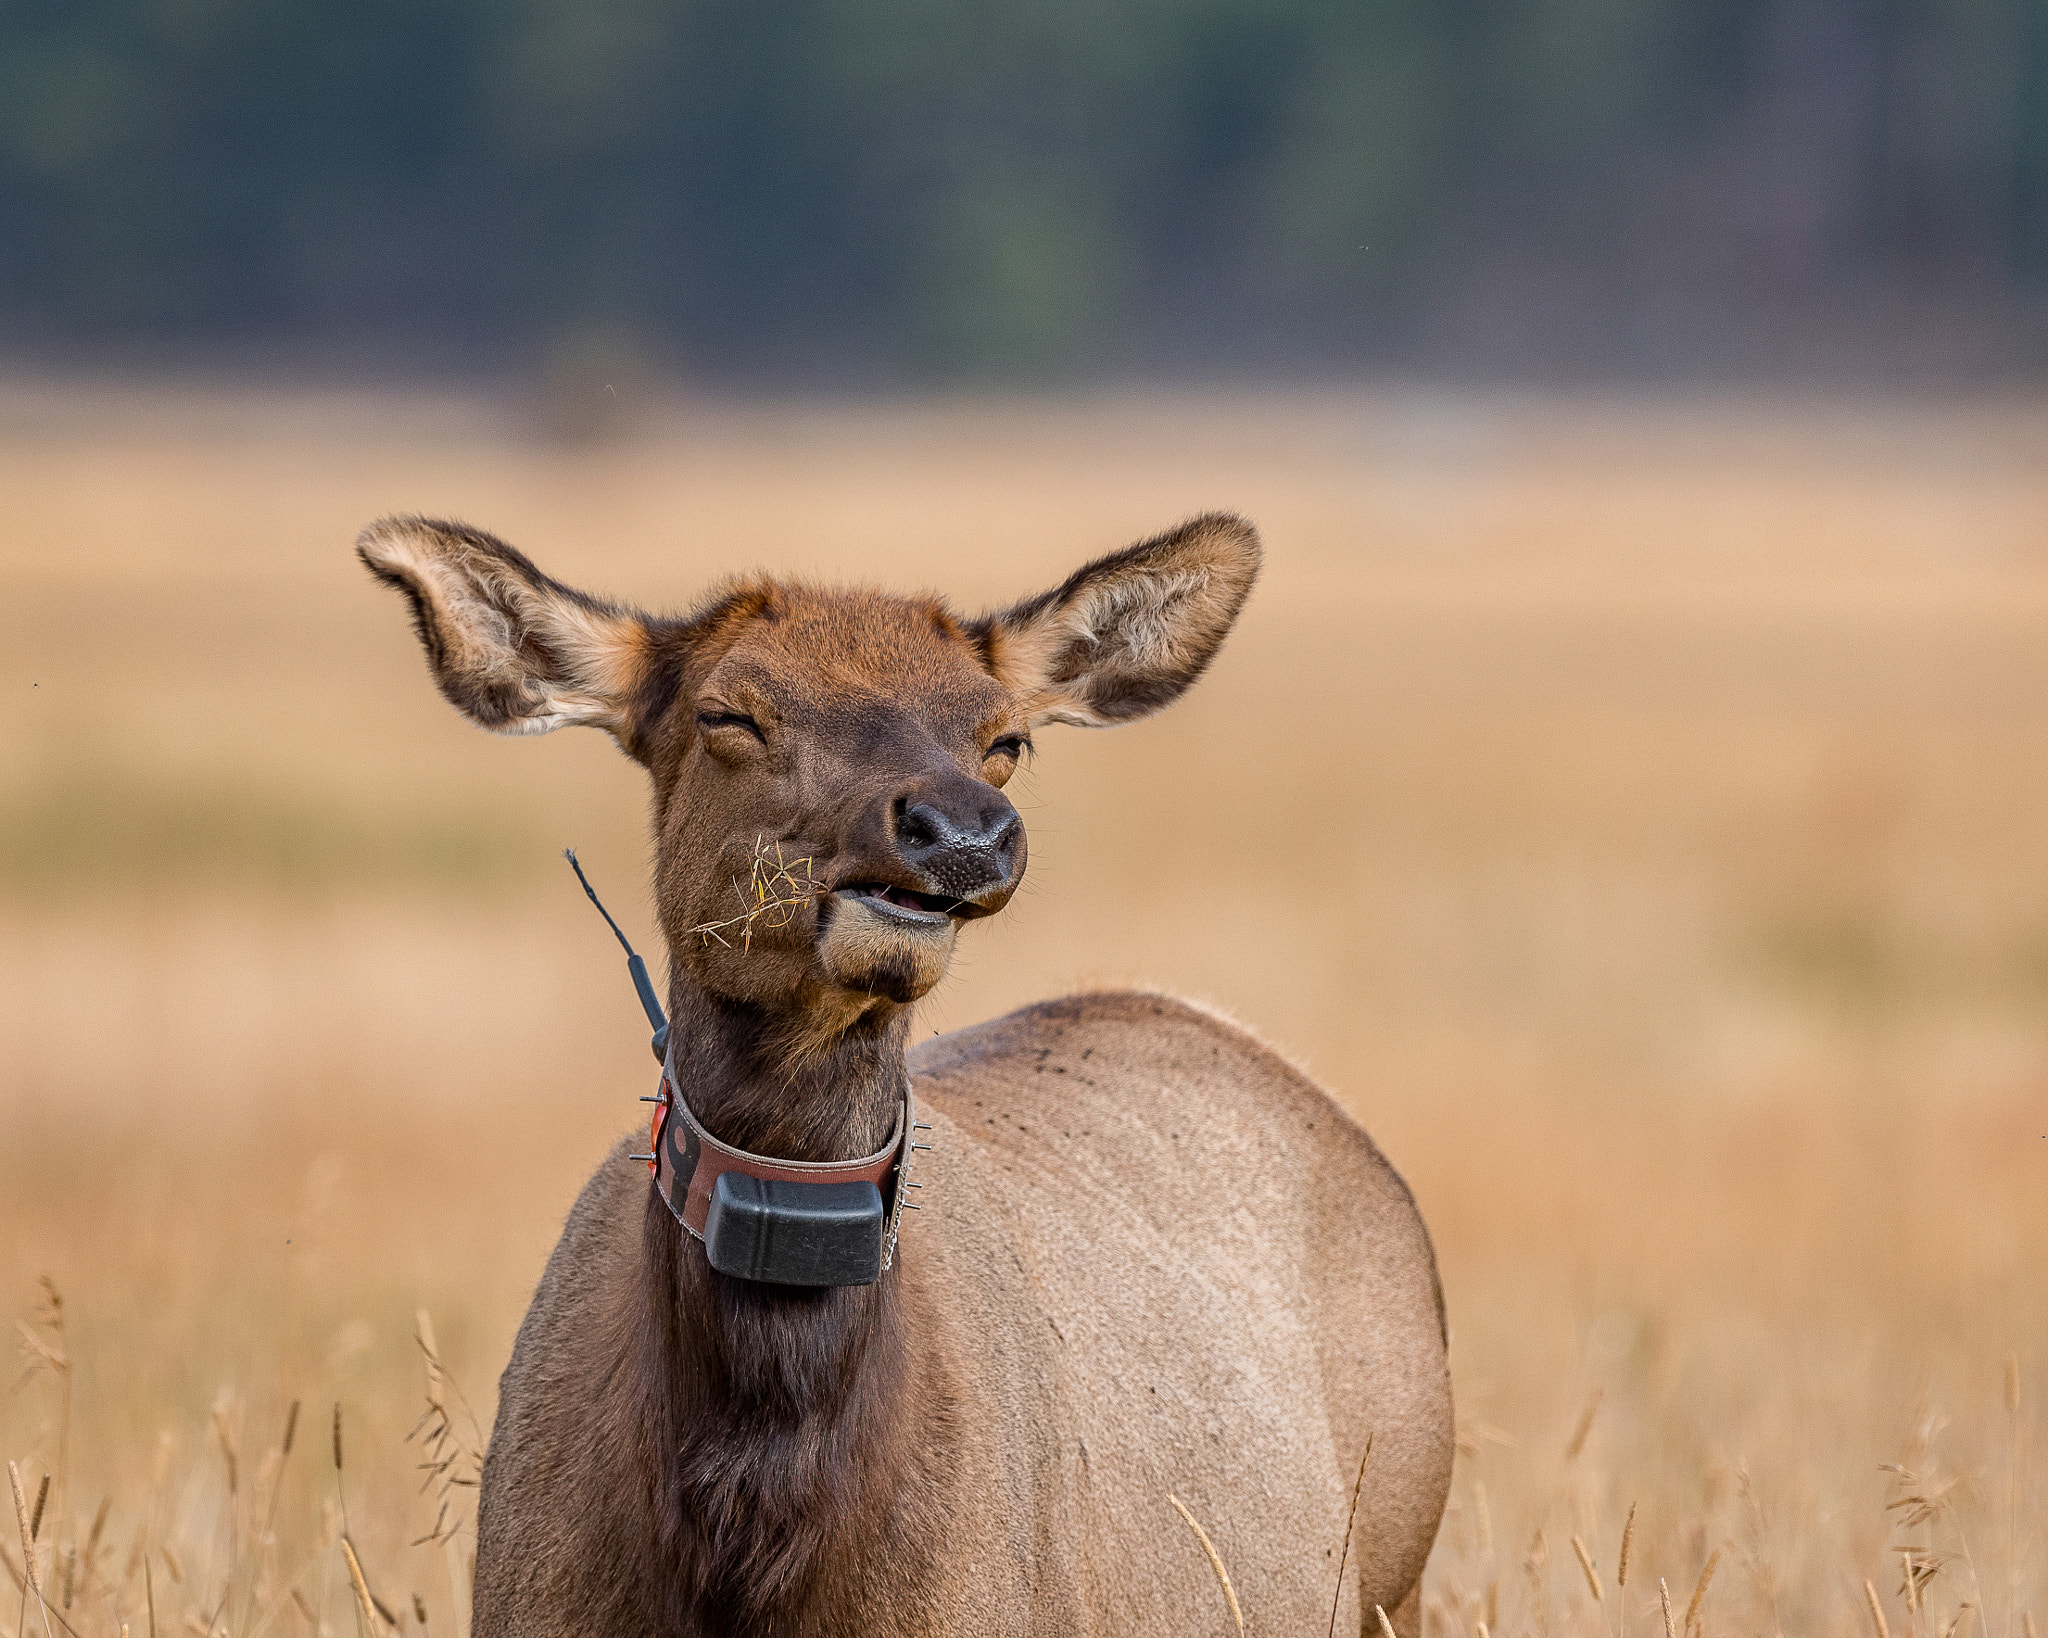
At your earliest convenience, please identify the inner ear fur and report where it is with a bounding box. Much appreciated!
[973,511,1261,727]
[357,516,653,743]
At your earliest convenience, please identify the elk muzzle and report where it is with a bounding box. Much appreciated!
[888,775,1023,914]
[819,771,1027,1002]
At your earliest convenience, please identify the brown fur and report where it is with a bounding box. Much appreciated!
[358,512,1452,1636]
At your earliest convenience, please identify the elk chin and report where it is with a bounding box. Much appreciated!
[818,891,958,1004]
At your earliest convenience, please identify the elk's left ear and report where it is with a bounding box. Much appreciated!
[357,516,653,746]
[973,512,1261,726]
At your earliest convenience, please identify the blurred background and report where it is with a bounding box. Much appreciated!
[2,0,2046,382]
[2,5,2044,1638]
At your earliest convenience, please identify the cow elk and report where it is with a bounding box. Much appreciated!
[359,512,1452,1637]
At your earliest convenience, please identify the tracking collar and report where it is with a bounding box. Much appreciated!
[645,1046,919,1286]
[568,849,926,1288]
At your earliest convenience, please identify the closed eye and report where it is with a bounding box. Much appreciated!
[698,710,766,743]
[985,735,1029,761]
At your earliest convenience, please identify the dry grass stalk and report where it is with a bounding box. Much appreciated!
[1522,1526,1551,1638]
[2022,1613,2036,1638]
[1617,1504,1636,1590]
[1565,1391,1603,1462]
[1572,1536,1603,1603]
[79,1496,108,1606]
[212,1399,240,1497]
[10,1461,54,1638]
[341,1538,392,1636]
[1682,1550,1718,1633]
[688,837,826,950]
[14,1279,73,1594]
[1884,1465,1959,1532]
[1376,1603,1399,1638]
[1327,1434,1374,1638]
[1167,1494,1244,1635]
[1899,1548,1945,1610]
[1866,1579,1891,1638]
[1659,1577,1675,1638]
[409,1312,482,1546]
[411,1310,479,1638]
[10,1464,39,1592]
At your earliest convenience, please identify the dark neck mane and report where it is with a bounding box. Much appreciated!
[631,975,934,1635]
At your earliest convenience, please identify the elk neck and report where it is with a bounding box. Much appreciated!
[657,970,912,1162]
[630,969,942,1629]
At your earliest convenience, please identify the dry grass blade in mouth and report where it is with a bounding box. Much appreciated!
[689,836,827,950]
[1168,1494,1244,1635]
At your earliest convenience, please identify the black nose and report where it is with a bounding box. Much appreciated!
[891,779,1023,903]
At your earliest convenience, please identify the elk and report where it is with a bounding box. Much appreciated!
[358,512,1452,1637]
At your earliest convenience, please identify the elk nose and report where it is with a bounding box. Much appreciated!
[891,781,1024,905]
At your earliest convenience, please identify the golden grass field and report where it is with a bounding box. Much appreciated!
[2,378,2044,1637]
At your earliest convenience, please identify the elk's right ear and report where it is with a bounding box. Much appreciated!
[357,516,652,744]
[972,511,1261,727]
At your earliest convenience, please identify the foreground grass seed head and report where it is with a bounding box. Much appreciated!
[2,1273,2037,1638]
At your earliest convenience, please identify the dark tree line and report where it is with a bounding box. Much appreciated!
[1,0,2042,376]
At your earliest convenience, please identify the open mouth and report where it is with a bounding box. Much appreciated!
[842,883,970,922]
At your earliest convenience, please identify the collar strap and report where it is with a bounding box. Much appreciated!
[646,1046,915,1281]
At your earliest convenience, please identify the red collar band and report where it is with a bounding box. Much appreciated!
[646,1048,920,1279]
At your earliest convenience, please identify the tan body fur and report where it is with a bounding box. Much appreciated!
[358,510,1452,1636]
[479,995,1450,1634]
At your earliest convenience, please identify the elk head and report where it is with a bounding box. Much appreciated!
[359,514,1260,1064]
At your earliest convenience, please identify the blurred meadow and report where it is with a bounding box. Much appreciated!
[2,377,2045,1637]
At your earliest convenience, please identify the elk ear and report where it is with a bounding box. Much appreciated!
[974,512,1261,727]
[357,516,652,743]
